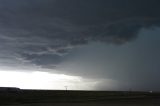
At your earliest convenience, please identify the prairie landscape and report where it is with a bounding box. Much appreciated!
[1,89,160,106]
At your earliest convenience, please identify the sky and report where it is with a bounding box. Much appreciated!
[0,0,160,91]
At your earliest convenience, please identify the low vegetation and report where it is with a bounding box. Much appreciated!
[0,89,160,105]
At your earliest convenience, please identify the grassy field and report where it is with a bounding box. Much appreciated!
[0,89,160,105]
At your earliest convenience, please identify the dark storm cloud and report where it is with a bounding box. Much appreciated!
[58,32,160,91]
[21,53,64,68]
[0,0,160,69]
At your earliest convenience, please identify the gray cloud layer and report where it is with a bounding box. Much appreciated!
[0,0,160,65]
[0,0,160,79]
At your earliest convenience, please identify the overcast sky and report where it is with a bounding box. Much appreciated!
[0,0,160,91]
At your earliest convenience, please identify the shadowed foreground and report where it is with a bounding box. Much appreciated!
[1,89,160,106]
[9,103,160,106]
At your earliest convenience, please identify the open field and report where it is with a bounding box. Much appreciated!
[0,89,160,105]
[9,102,160,106]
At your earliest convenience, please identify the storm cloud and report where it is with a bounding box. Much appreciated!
[0,0,159,68]
[0,0,160,90]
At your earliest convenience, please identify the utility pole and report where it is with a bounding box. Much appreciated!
[64,86,68,91]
